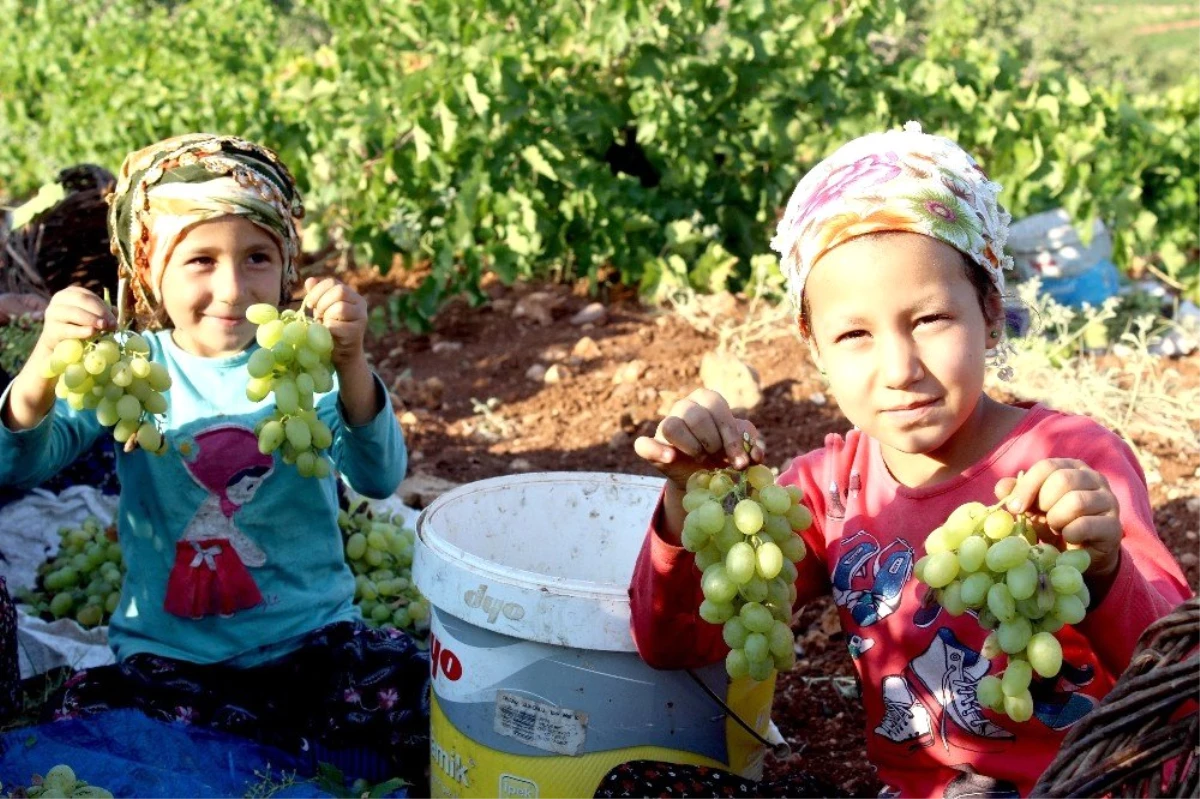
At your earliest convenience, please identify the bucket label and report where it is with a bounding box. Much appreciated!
[493,690,588,756]
[431,737,475,790]
[464,583,526,624]
[498,774,538,798]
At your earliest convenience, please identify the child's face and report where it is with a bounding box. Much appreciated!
[160,216,284,358]
[227,471,266,505]
[805,232,996,471]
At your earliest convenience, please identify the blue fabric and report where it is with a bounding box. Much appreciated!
[0,709,410,797]
[0,330,406,667]
[1036,257,1120,308]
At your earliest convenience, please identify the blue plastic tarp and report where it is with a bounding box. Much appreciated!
[0,709,403,797]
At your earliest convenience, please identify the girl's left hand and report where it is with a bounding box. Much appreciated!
[303,277,369,370]
[994,458,1123,593]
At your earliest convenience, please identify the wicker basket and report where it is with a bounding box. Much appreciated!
[1033,596,1199,798]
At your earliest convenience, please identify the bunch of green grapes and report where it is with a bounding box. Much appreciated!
[915,498,1092,722]
[8,764,114,798]
[18,516,124,629]
[681,464,811,682]
[244,303,335,479]
[43,330,170,453]
[339,497,431,641]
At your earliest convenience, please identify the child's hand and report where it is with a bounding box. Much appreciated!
[994,459,1123,593]
[635,388,765,492]
[33,287,114,367]
[303,277,368,371]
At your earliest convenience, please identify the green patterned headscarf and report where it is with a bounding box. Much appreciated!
[108,134,304,328]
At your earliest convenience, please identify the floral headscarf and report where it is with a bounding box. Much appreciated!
[107,134,304,328]
[770,121,1013,317]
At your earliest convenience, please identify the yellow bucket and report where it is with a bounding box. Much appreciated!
[414,472,775,799]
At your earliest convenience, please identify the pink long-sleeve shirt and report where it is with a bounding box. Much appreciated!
[630,403,1191,798]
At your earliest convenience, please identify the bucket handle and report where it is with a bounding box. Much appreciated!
[686,669,792,759]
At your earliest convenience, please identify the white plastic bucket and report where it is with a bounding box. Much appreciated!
[414,472,774,799]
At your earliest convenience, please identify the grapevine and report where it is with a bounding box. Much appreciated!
[244,302,335,479]
[915,492,1092,722]
[681,459,811,682]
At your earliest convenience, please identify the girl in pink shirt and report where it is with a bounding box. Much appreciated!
[617,123,1190,798]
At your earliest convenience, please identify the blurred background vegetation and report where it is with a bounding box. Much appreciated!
[0,0,1196,329]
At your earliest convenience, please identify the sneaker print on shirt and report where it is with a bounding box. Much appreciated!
[832,531,914,627]
[905,627,1013,753]
[875,675,934,750]
[1032,659,1096,730]
[848,634,875,660]
[942,769,1021,799]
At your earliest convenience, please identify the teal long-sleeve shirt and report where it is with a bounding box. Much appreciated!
[0,330,406,666]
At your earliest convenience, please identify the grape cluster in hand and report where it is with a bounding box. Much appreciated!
[245,303,335,478]
[916,498,1092,721]
[681,464,811,681]
[45,330,170,453]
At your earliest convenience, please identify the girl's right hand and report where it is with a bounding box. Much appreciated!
[634,388,766,491]
[31,287,115,368]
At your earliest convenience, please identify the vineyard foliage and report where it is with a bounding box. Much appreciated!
[0,0,1196,328]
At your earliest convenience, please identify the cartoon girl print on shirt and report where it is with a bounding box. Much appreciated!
[164,425,273,619]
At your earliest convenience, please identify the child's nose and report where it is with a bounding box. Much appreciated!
[879,334,924,388]
[212,263,247,303]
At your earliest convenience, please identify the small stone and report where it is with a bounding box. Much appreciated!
[572,336,602,359]
[544,364,570,384]
[810,392,827,406]
[388,346,405,359]
[513,291,560,325]
[1167,487,1182,501]
[399,411,419,427]
[525,363,547,382]
[612,360,647,385]
[611,383,636,401]
[1186,530,1198,542]
[1179,553,1199,568]
[570,302,607,326]
[1186,497,1200,515]
[700,350,762,412]
[410,450,424,462]
[541,345,570,362]
[510,458,534,472]
[431,340,463,354]
[657,390,681,416]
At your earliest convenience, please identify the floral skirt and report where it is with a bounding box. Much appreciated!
[0,577,18,720]
[44,620,431,787]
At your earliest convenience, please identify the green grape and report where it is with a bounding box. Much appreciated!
[982,509,1016,540]
[1053,593,1087,625]
[1050,565,1084,595]
[986,582,1017,623]
[739,601,774,633]
[256,319,286,348]
[1057,549,1091,574]
[247,347,276,379]
[923,551,960,589]
[914,555,930,583]
[680,522,711,553]
[723,617,750,649]
[724,541,756,584]
[1006,560,1038,601]
[726,648,750,679]
[136,422,163,453]
[691,501,726,536]
[1004,690,1034,722]
[708,472,735,498]
[738,576,769,603]
[985,535,1030,572]
[757,485,790,515]
[747,657,773,682]
[686,470,712,492]
[980,631,1002,659]
[699,599,735,624]
[762,513,792,542]
[258,420,285,454]
[682,490,712,513]
[745,464,774,490]
[1015,597,1048,621]
[768,620,793,658]
[755,541,784,581]
[923,526,950,556]
[701,565,739,604]
[766,577,791,607]
[733,499,765,535]
[1001,659,1033,696]
[49,592,73,617]
[1026,631,1064,678]
[996,616,1033,654]
[785,503,812,532]
[695,544,722,571]
[246,303,279,325]
[744,632,770,663]
[773,647,797,672]
[779,533,806,563]
[976,675,1004,710]
[957,535,989,573]
[714,517,743,552]
[960,572,994,608]
[54,338,84,364]
[939,580,967,616]
[1030,543,1060,571]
